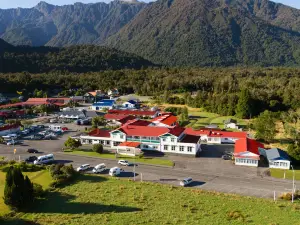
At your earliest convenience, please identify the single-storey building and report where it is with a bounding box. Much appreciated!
[80,128,112,146]
[92,99,116,111]
[0,124,20,136]
[108,109,159,118]
[149,114,178,128]
[184,128,247,144]
[104,114,136,125]
[122,100,138,109]
[260,148,291,170]
[234,138,264,167]
[117,141,142,156]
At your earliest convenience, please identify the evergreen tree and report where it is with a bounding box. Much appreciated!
[254,110,276,143]
[235,89,253,119]
[24,176,34,203]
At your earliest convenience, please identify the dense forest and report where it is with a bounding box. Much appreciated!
[0,42,155,73]
[1,67,300,117]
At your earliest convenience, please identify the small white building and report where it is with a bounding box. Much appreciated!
[225,122,239,129]
[122,100,138,109]
[261,148,291,170]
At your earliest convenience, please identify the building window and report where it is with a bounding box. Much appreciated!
[163,138,166,142]
[164,145,168,151]
[120,135,124,139]
[208,138,211,141]
[106,141,110,145]
[171,138,175,142]
[171,146,176,151]
[179,146,184,152]
[187,147,192,152]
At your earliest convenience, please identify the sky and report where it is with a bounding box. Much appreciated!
[0,0,299,9]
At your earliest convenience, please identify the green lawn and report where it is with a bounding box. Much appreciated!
[186,109,247,130]
[0,168,52,216]
[4,174,299,225]
[270,168,300,180]
[65,149,174,167]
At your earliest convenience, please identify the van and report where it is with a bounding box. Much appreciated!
[109,167,124,177]
[34,154,54,165]
[49,125,62,132]
[92,163,107,173]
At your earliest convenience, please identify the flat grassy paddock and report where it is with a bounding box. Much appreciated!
[0,169,52,216]
[65,149,174,167]
[7,175,300,225]
[270,168,300,180]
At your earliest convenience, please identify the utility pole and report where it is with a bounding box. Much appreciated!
[133,148,136,181]
[291,165,295,203]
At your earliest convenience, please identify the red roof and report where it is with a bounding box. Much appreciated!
[104,114,130,121]
[151,114,178,126]
[118,142,141,148]
[234,138,264,155]
[88,128,111,138]
[169,126,185,137]
[118,125,169,137]
[0,124,20,132]
[184,128,247,139]
[108,109,157,116]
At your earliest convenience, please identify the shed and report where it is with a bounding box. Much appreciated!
[264,148,291,170]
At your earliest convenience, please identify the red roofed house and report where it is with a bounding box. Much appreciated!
[117,141,142,156]
[80,124,202,156]
[234,138,265,167]
[104,114,136,125]
[0,124,20,136]
[108,109,159,118]
[184,128,247,144]
[149,114,178,128]
[80,128,112,147]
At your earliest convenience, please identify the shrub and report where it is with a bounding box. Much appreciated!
[33,183,45,198]
[93,144,104,154]
[49,164,77,188]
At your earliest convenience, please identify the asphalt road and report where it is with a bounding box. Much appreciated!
[1,125,299,199]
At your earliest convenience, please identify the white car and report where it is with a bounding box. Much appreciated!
[109,167,124,177]
[180,177,193,187]
[76,164,90,172]
[92,163,107,173]
[118,160,132,166]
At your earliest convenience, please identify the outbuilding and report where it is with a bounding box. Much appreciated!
[263,148,291,170]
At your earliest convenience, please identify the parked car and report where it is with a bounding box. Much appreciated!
[109,167,124,177]
[118,160,133,166]
[62,127,69,132]
[92,163,107,173]
[27,148,39,153]
[25,156,37,163]
[222,155,232,160]
[77,164,90,172]
[7,140,21,145]
[180,177,193,187]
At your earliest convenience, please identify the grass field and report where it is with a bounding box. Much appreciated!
[270,168,300,180]
[0,168,52,216]
[65,149,174,167]
[3,174,299,225]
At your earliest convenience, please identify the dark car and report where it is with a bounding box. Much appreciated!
[222,155,232,160]
[27,148,39,153]
[25,156,37,163]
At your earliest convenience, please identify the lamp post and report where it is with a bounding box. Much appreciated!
[291,165,295,203]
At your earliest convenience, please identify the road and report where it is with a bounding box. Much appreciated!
[1,127,299,200]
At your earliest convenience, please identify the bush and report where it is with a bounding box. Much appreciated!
[49,164,77,188]
[279,191,300,200]
[17,162,44,172]
[33,183,45,198]
[93,144,104,154]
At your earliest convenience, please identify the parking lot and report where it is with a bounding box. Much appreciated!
[1,124,299,199]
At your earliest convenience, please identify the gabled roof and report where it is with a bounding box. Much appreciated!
[234,138,264,156]
[168,126,185,137]
[108,109,157,116]
[184,128,247,139]
[88,128,111,138]
[0,124,20,132]
[180,134,200,144]
[93,100,115,107]
[104,114,130,121]
[118,142,141,148]
[118,125,169,137]
[126,100,137,105]
[151,114,177,126]
[265,148,290,161]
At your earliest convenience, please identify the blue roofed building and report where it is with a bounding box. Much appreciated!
[260,148,291,170]
[122,100,139,109]
[92,99,116,111]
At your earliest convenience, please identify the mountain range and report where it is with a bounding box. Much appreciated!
[1,0,300,66]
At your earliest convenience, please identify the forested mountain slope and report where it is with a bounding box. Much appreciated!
[105,0,300,67]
